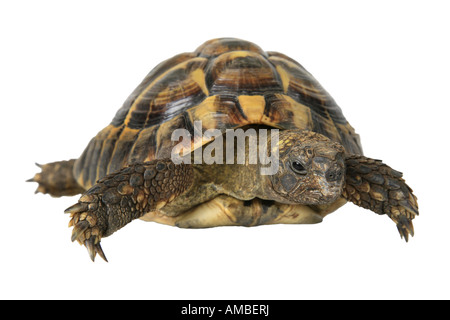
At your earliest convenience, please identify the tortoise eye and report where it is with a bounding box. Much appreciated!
[291,160,307,175]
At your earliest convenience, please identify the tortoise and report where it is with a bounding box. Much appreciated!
[29,38,419,262]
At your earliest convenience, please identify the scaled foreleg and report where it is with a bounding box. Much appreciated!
[65,159,193,261]
[342,155,419,241]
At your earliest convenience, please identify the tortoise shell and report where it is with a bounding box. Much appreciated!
[74,38,362,189]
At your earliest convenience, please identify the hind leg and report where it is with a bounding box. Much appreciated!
[28,159,85,197]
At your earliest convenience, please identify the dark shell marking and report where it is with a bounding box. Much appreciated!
[74,38,362,189]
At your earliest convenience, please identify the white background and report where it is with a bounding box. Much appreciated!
[1,0,449,300]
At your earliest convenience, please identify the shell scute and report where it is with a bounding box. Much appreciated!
[195,38,267,58]
[268,55,347,125]
[124,57,209,130]
[206,51,283,96]
[111,52,196,127]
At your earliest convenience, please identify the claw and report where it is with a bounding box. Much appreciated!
[26,173,45,193]
[397,225,410,242]
[85,238,96,261]
[34,186,46,194]
[71,220,90,242]
[27,164,42,183]
[67,198,108,261]
[396,215,414,242]
[84,238,108,262]
[401,231,410,242]
[95,243,108,262]
[405,220,414,237]
[65,202,88,214]
[399,199,419,216]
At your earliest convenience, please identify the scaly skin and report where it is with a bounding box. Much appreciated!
[27,160,85,197]
[343,155,419,241]
[65,159,193,261]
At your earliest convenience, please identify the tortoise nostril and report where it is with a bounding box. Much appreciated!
[326,167,343,182]
[327,172,335,181]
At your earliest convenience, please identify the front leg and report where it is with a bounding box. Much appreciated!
[342,155,419,241]
[65,159,193,261]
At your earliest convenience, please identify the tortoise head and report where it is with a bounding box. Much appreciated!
[268,130,345,205]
